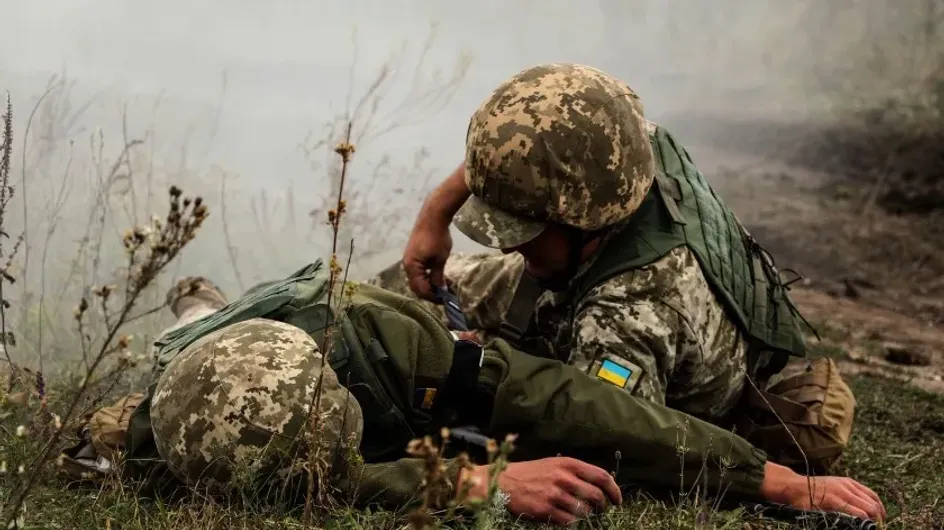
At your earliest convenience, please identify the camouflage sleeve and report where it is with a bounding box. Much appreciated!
[440,251,525,332]
[568,246,748,420]
[568,264,683,406]
[367,251,526,335]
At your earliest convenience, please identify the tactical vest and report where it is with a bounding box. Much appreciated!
[500,123,811,374]
[125,261,421,479]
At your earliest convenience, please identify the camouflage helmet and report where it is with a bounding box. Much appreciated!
[149,318,363,490]
[453,63,655,249]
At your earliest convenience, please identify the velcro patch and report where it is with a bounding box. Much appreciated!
[589,354,643,393]
[415,387,438,411]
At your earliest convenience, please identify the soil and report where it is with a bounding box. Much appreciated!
[675,118,944,395]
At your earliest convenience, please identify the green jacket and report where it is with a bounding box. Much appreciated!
[125,260,768,509]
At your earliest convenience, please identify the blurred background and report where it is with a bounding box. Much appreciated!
[1,0,941,368]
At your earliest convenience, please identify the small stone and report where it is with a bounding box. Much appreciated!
[883,343,932,366]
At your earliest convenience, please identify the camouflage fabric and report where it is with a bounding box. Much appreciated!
[149,317,364,490]
[368,251,526,343]
[153,273,771,507]
[369,243,748,422]
[453,63,655,249]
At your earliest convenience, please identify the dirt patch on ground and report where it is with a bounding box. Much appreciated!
[790,287,944,394]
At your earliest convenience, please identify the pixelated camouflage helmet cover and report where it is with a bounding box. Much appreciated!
[150,318,363,489]
[454,63,655,249]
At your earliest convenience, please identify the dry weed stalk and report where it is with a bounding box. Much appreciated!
[296,27,471,269]
[1,183,208,528]
[299,121,358,528]
[405,432,451,530]
[0,95,26,382]
[402,430,518,530]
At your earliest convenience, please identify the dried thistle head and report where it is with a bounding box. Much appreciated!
[486,438,498,456]
[334,141,356,161]
[74,298,89,319]
[93,284,116,299]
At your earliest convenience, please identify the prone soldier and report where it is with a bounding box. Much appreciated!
[66,264,885,526]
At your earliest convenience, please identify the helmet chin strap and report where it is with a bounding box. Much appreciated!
[535,225,602,292]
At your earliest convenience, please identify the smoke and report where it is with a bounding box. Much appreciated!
[0,0,935,358]
[0,0,840,177]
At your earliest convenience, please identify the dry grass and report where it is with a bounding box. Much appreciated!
[2,368,943,529]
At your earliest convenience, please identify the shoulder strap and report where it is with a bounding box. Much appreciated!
[497,271,545,347]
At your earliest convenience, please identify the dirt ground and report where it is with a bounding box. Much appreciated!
[680,123,944,395]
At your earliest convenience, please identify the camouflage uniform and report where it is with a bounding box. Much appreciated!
[371,63,808,427]
[371,246,749,422]
[123,264,770,511]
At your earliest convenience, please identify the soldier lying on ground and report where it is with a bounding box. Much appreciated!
[63,266,886,526]
[373,62,857,475]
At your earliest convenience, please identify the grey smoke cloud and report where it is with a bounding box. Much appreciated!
[0,0,842,285]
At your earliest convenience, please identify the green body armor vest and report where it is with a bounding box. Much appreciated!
[125,260,420,480]
[502,124,810,373]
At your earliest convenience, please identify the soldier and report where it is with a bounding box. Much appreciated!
[371,62,856,475]
[68,263,884,526]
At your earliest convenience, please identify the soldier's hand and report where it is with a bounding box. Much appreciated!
[761,461,886,523]
[402,207,454,301]
[456,331,482,344]
[460,457,622,525]
[403,163,470,301]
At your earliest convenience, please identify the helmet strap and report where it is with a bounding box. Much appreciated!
[535,225,606,292]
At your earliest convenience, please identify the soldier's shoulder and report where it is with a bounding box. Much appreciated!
[582,246,714,303]
[445,250,524,274]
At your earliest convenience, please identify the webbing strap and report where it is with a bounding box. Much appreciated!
[745,384,820,425]
[497,271,545,346]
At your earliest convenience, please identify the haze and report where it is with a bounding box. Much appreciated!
[0,0,853,322]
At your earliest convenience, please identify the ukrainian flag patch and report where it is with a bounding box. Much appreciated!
[598,359,632,386]
[590,354,643,393]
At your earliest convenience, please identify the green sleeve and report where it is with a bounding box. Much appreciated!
[476,339,768,501]
[339,458,465,510]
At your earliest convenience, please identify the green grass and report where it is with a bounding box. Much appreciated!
[2,372,942,529]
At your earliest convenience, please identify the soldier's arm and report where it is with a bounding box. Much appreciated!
[338,458,466,510]
[472,338,768,501]
[568,246,729,403]
[568,272,681,405]
[440,251,525,332]
[368,251,526,336]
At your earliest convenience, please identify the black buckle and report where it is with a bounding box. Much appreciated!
[432,285,469,332]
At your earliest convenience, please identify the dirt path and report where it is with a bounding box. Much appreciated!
[678,132,944,395]
[791,287,944,394]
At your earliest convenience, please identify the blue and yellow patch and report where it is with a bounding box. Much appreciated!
[597,359,632,387]
[589,354,643,393]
